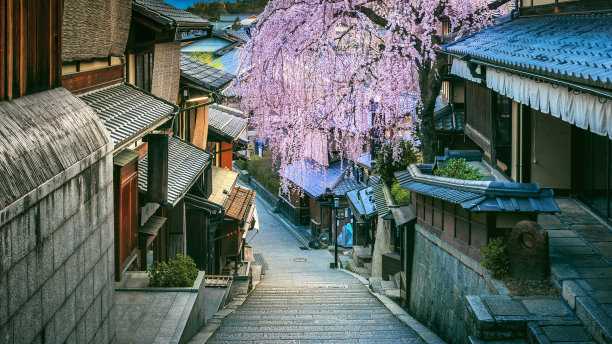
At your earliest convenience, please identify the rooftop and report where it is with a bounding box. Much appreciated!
[181,37,234,53]
[444,13,612,90]
[394,150,560,213]
[280,159,364,198]
[0,88,111,210]
[346,186,377,220]
[133,0,212,30]
[208,166,239,206]
[138,136,213,207]
[224,186,256,221]
[208,104,248,142]
[180,54,235,91]
[79,83,177,149]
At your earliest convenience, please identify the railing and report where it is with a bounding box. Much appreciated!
[278,196,311,226]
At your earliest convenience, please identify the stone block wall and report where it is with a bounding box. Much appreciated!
[409,224,502,344]
[0,153,115,343]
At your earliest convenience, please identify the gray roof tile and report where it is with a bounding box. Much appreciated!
[208,104,248,142]
[139,136,213,206]
[133,0,211,30]
[80,83,177,147]
[180,54,235,91]
[281,159,362,198]
[445,14,612,89]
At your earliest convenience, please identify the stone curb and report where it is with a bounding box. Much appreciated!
[338,269,446,344]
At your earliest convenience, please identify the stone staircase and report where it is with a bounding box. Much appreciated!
[369,272,402,301]
[345,245,373,279]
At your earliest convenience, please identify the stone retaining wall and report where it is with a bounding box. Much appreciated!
[409,224,506,344]
[0,150,115,343]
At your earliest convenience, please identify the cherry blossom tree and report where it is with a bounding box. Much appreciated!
[237,0,511,167]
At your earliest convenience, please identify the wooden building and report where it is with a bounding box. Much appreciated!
[442,0,612,225]
[280,159,364,243]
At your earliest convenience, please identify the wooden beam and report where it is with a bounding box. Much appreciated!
[62,64,124,94]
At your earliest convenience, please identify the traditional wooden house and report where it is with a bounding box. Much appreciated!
[280,159,364,243]
[442,1,612,225]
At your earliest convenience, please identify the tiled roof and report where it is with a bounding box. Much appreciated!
[133,0,211,30]
[0,88,111,211]
[347,186,377,219]
[209,166,238,206]
[372,184,389,217]
[208,104,248,142]
[226,29,250,42]
[357,153,373,169]
[224,185,256,221]
[394,163,560,213]
[445,14,612,89]
[139,136,213,206]
[80,83,177,148]
[180,54,235,91]
[280,159,360,198]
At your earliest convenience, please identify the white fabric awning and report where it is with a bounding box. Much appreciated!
[486,67,612,139]
[450,58,482,83]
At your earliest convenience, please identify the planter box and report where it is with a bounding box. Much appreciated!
[115,271,206,344]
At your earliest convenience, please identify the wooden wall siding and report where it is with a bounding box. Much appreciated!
[1,0,62,100]
[465,81,492,140]
[114,159,139,281]
[414,192,490,261]
[62,64,124,94]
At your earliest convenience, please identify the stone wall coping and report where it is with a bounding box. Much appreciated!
[0,141,114,228]
[408,164,492,194]
[115,271,205,293]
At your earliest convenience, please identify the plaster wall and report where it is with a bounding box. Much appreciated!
[0,153,115,343]
[530,110,572,189]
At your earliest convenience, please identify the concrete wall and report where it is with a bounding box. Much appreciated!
[0,153,115,343]
[409,224,502,344]
[530,110,572,189]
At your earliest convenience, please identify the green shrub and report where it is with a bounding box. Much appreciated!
[374,140,420,185]
[478,237,509,279]
[434,158,483,180]
[148,254,199,287]
[391,181,411,205]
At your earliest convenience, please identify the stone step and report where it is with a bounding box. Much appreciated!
[207,330,416,340]
[468,337,527,344]
[213,324,410,333]
[381,279,397,290]
[208,340,420,344]
[353,245,373,263]
[219,318,403,327]
[385,288,401,300]
[364,262,372,270]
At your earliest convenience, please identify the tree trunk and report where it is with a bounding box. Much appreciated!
[417,54,447,163]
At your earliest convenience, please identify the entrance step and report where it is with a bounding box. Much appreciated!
[466,295,596,343]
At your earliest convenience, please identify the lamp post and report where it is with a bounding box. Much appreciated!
[333,197,339,269]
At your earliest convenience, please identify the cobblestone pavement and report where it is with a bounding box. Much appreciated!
[206,195,426,344]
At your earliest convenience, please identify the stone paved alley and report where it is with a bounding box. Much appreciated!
[199,192,428,343]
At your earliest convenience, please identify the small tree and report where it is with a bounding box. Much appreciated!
[434,158,483,180]
[148,254,199,287]
[232,17,241,31]
[374,140,419,185]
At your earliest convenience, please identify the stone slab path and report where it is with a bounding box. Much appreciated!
[203,193,426,344]
[539,198,612,342]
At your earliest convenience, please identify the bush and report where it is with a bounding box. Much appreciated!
[391,181,411,205]
[434,158,483,180]
[148,254,199,287]
[478,237,509,279]
[239,153,281,195]
[374,140,420,185]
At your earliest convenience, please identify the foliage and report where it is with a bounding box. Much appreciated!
[148,254,199,287]
[478,237,509,279]
[374,140,419,185]
[189,52,224,69]
[187,0,269,19]
[433,158,483,180]
[237,0,511,166]
[391,181,411,205]
[238,153,281,195]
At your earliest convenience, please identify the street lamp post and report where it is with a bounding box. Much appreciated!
[333,197,339,269]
